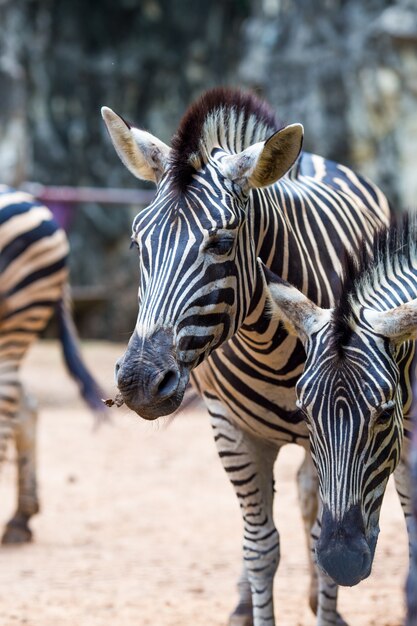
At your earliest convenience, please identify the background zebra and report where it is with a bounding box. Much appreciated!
[102,88,391,626]
[407,372,417,626]
[0,185,105,544]
[265,217,416,618]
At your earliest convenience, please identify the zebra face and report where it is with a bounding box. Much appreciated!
[297,328,403,586]
[265,268,417,587]
[114,169,257,418]
[102,101,303,419]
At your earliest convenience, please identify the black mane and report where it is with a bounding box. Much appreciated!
[170,87,280,192]
[331,214,412,356]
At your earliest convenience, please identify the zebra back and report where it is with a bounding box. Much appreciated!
[0,185,105,416]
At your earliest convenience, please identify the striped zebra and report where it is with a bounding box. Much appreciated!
[407,371,417,626]
[265,217,417,619]
[0,186,104,544]
[101,88,391,626]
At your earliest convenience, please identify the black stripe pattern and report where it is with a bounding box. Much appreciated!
[117,89,393,625]
[0,186,67,544]
[293,218,416,598]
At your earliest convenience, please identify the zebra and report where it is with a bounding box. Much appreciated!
[0,185,105,544]
[101,87,392,626]
[264,217,417,617]
[407,370,417,626]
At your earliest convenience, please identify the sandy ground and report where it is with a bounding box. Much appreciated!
[0,341,409,626]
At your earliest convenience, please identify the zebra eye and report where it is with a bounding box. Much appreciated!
[204,236,234,255]
[130,239,139,251]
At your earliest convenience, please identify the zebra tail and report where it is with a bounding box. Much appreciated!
[56,285,108,423]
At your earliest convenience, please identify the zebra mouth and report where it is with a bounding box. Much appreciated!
[316,505,376,587]
[316,540,373,587]
[115,328,193,420]
[128,387,187,420]
[118,368,190,421]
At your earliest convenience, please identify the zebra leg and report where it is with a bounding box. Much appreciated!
[297,454,347,625]
[393,446,413,554]
[2,388,39,544]
[229,564,253,626]
[211,413,279,626]
[406,434,417,626]
[296,450,319,614]
[316,569,344,626]
[393,447,417,626]
[310,515,348,626]
[406,515,417,626]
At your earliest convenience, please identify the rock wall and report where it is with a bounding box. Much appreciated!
[0,0,250,337]
[238,0,417,209]
[0,3,28,186]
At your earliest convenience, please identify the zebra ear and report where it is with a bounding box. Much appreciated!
[364,299,417,345]
[101,106,171,183]
[221,124,303,190]
[260,262,331,344]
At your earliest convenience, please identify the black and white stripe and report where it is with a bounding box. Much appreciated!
[103,88,391,626]
[0,185,104,544]
[266,216,417,621]
[407,372,417,626]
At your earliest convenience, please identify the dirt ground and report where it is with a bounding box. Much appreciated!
[0,341,409,626]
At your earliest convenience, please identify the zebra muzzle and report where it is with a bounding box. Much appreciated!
[115,329,189,419]
[316,504,374,587]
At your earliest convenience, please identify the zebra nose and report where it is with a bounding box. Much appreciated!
[150,367,181,401]
[316,505,373,587]
[115,329,189,419]
[114,357,124,382]
[317,536,372,587]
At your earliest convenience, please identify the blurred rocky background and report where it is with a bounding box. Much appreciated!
[0,0,416,337]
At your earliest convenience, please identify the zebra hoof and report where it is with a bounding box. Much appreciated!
[229,604,253,626]
[1,517,33,545]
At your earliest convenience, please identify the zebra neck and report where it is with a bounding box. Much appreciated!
[241,164,338,335]
[249,181,317,294]
[238,193,295,347]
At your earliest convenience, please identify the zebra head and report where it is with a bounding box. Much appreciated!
[264,257,417,587]
[101,89,303,419]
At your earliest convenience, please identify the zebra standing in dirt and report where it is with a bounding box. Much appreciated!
[408,367,417,625]
[101,88,394,626]
[265,217,417,621]
[0,186,104,544]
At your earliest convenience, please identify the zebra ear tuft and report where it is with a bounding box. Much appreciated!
[260,261,330,344]
[364,299,417,345]
[101,106,171,184]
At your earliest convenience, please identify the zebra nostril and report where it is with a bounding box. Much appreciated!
[155,368,180,400]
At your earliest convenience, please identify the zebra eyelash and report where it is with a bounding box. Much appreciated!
[203,233,235,255]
